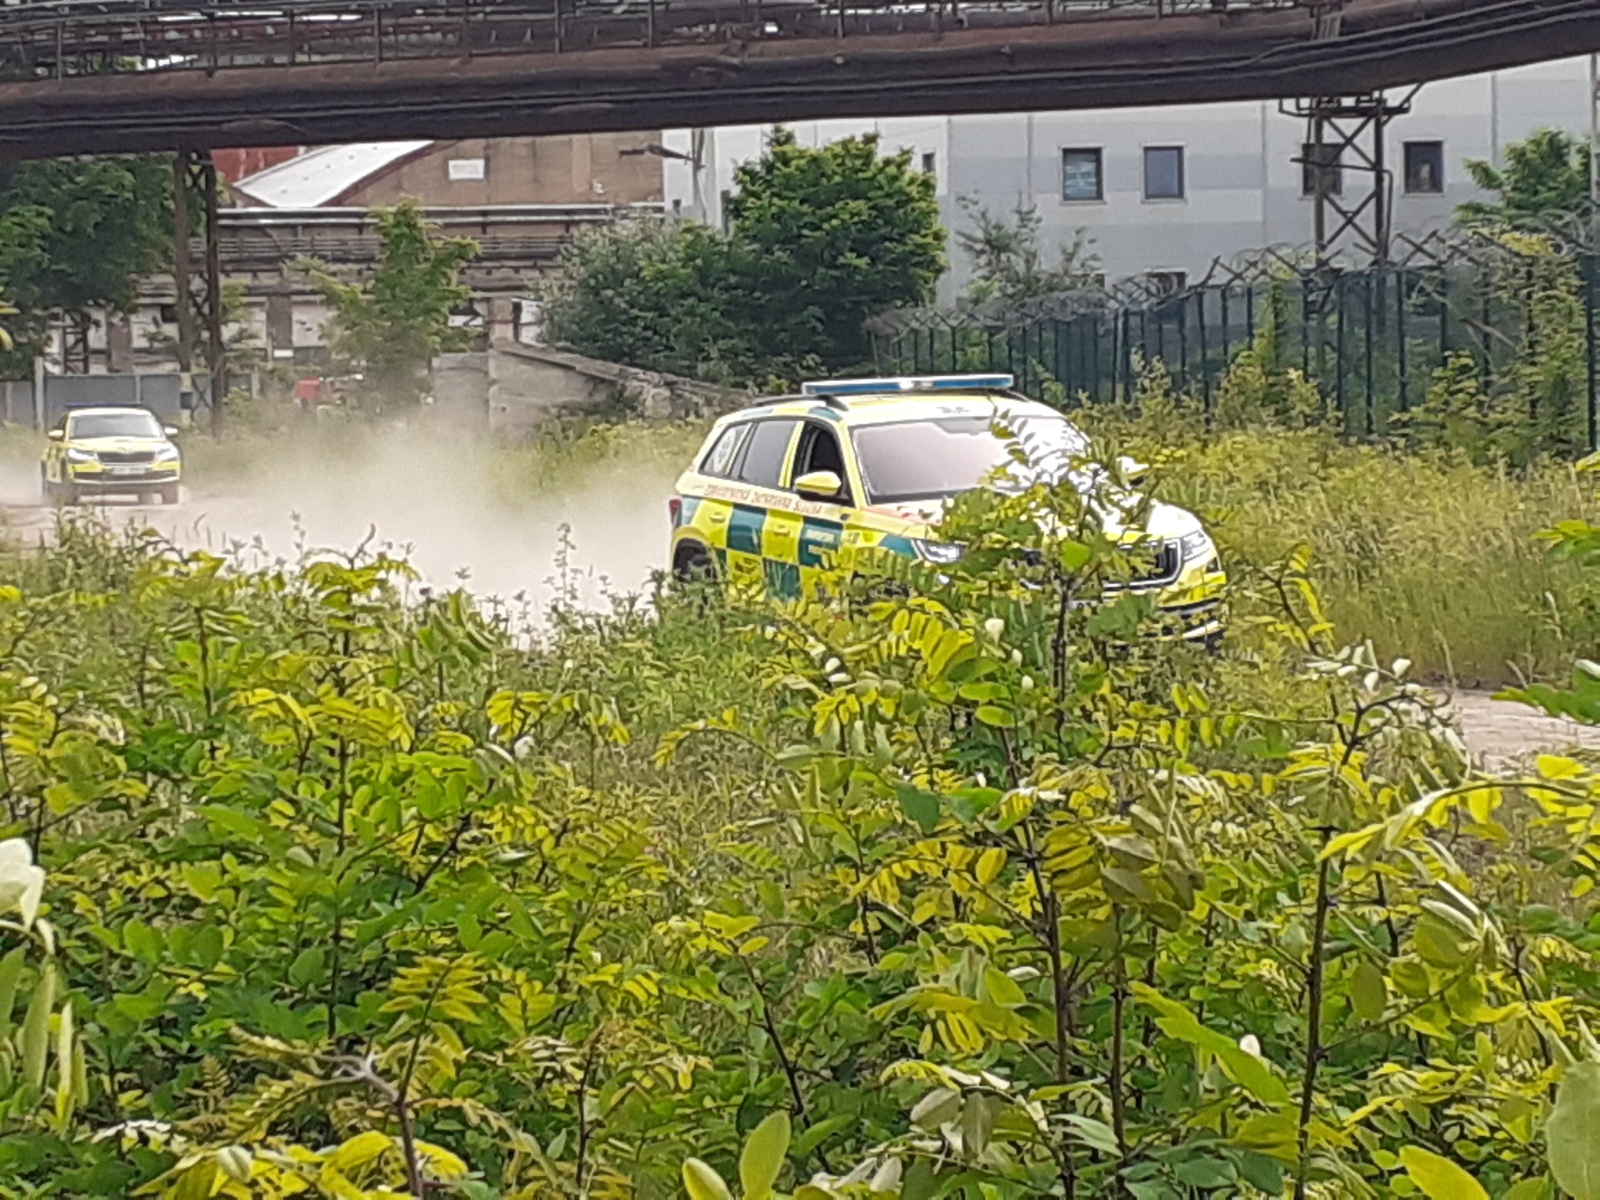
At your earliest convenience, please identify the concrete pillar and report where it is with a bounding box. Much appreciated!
[107,315,134,374]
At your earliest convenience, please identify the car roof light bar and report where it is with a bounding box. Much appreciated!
[799,374,1015,396]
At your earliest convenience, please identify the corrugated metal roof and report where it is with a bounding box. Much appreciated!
[229,141,432,207]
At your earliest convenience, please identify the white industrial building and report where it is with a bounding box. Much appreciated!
[662,54,1600,303]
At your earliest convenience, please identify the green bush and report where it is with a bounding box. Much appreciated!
[3,432,1600,1198]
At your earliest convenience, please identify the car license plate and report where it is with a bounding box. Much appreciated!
[108,466,142,476]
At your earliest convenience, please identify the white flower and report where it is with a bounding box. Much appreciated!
[0,838,45,929]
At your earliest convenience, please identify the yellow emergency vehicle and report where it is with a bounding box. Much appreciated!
[41,406,183,506]
[667,374,1225,641]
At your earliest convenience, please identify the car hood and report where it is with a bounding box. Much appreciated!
[72,437,172,453]
[868,493,1203,542]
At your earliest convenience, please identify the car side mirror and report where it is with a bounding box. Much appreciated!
[794,469,843,500]
[47,429,63,441]
[162,426,178,438]
[1118,455,1149,487]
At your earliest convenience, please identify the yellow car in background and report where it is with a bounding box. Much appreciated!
[41,406,182,506]
[668,374,1226,641]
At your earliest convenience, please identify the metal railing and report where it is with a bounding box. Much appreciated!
[0,0,1317,77]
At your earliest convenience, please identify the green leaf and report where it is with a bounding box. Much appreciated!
[53,1001,73,1125]
[974,705,1015,729]
[1131,984,1289,1104]
[1398,1145,1488,1200]
[683,1158,734,1200]
[790,1113,852,1158]
[910,1087,962,1131]
[896,785,942,834]
[1059,1113,1119,1157]
[1175,1158,1236,1189]
[0,946,25,1040]
[1502,1180,1551,1200]
[122,919,162,965]
[1548,1062,1600,1200]
[961,1093,995,1159]
[1348,960,1388,1023]
[288,947,326,988]
[20,960,55,1090]
[739,1109,791,1200]
[1237,1151,1285,1195]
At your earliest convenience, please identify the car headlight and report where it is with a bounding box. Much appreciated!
[65,448,97,464]
[153,445,180,462]
[910,538,964,565]
[1179,530,1216,564]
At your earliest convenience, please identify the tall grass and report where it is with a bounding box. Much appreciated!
[1104,422,1598,686]
[7,400,1591,686]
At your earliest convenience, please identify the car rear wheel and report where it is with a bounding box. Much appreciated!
[672,543,718,585]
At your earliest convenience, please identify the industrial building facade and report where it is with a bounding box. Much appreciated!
[662,54,1599,303]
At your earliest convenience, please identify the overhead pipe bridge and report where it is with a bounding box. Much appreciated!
[0,0,1593,159]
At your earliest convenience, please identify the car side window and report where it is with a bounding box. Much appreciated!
[792,423,852,504]
[735,419,798,489]
[700,423,750,478]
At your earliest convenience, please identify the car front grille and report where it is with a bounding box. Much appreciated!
[97,451,156,465]
[1137,540,1182,585]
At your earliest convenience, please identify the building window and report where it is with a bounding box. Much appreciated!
[1062,148,1103,202]
[921,151,937,177]
[735,419,799,490]
[447,157,486,182]
[1143,146,1185,200]
[1404,141,1445,194]
[1300,142,1343,197]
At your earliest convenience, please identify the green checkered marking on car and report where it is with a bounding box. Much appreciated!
[727,504,767,556]
[878,534,918,559]
[798,518,843,568]
[764,559,801,600]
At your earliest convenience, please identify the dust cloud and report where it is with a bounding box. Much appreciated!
[1,422,686,614]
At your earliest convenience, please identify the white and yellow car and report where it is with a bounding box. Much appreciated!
[41,406,182,506]
[668,374,1225,641]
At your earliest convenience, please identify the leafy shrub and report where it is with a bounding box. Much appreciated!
[3,435,1600,1198]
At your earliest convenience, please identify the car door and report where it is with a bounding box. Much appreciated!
[720,416,800,593]
[783,419,861,596]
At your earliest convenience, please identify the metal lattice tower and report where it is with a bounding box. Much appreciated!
[1284,88,1420,268]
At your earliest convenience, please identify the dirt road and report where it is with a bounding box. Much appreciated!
[0,431,680,612]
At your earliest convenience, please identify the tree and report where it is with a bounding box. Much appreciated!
[540,128,945,384]
[0,155,173,375]
[538,217,760,381]
[725,128,945,369]
[955,198,1101,306]
[304,199,479,408]
[1457,127,1593,227]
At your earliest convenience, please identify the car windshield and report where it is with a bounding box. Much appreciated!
[70,411,163,439]
[850,413,1089,504]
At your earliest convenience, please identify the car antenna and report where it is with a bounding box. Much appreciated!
[816,393,848,412]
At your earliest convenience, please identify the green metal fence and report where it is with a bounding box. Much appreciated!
[873,233,1600,451]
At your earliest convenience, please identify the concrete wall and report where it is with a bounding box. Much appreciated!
[435,341,741,437]
[431,352,490,425]
[3,374,187,427]
[347,134,666,208]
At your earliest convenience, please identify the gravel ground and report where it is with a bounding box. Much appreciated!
[1448,688,1600,768]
